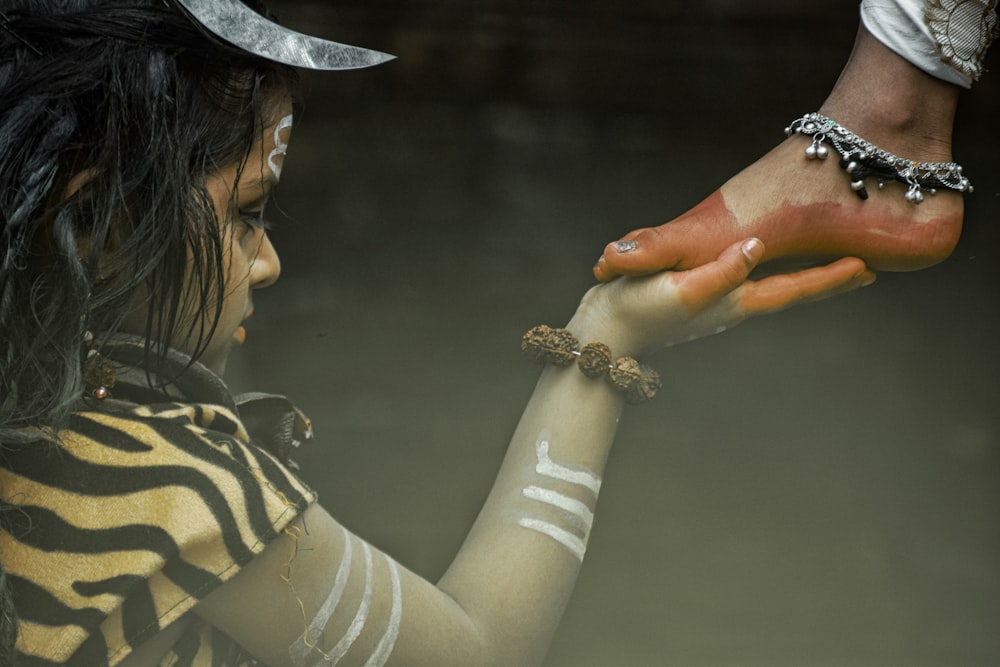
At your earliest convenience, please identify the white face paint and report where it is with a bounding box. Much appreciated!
[268,113,294,180]
[516,431,603,563]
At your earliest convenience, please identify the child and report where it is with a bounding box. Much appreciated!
[0,2,872,665]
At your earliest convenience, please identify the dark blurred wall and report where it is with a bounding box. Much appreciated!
[236,3,999,666]
[267,0,996,117]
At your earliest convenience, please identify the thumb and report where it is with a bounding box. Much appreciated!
[675,238,764,312]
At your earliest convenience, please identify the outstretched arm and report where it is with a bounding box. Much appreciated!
[192,245,872,667]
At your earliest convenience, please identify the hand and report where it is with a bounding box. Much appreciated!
[570,238,874,358]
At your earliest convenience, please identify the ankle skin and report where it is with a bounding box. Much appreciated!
[819,26,961,161]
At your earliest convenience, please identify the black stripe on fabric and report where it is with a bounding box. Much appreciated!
[10,505,221,595]
[141,418,284,547]
[120,578,160,649]
[9,576,114,666]
[6,442,256,565]
[65,622,114,667]
[193,404,206,429]
[72,576,161,650]
[69,413,154,453]
[232,440,311,515]
[205,408,241,436]
[8,574,106,630]
[14,650,63,667]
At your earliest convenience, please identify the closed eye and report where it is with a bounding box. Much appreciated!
[238,209,274,232]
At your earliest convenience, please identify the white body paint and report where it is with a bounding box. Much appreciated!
[522,486,594,531]
[289,525,353,665]
[534,435,602,495]
[517,432,603,563]
[364,556,403,667]
[288,535,401,667]
[315,542,375,666]
[268,113,294,180]
[518,518,588,563]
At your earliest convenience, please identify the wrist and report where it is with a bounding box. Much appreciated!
[522,325,661,406]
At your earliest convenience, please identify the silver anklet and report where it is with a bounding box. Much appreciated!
[785,112,973,204]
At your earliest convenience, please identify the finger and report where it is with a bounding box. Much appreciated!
[740,257,874,315]
[674,238,764,312]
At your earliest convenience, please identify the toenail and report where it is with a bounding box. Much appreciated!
[614,240,638,253]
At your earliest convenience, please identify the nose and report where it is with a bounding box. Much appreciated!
[251,231,281,289]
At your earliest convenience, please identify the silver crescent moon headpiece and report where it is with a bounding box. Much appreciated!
[175,0,395,70]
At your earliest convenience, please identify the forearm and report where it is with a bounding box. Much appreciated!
[437,359,625,664]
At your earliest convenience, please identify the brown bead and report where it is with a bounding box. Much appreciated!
[624,365,661,405]
[607,356,642,390]
[521,325,579,366]
[607,356,661,405]
[577,342,612,378]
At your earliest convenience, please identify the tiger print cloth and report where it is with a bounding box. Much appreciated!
[0,339,317,666]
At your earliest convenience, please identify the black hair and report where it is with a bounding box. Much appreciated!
[0,0,299,661]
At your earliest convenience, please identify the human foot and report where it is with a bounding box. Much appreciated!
[593,130,965,279]
[594,25,968,280]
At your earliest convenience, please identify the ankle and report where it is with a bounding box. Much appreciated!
[817,27,960,161]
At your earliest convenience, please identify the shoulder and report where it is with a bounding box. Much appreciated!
[0,400,317,666]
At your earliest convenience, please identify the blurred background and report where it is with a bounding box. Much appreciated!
[229,1,1000,665]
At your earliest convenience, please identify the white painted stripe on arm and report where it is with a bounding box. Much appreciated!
[517,517,587,562]
[311,541,375,666]
[522,486,594,533]
[535,435,602,496]
[363,555,403,667]
[289,524,353,665]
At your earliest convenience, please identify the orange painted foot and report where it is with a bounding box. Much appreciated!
[594,134,964,280]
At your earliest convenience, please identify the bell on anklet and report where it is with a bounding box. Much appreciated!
[905,186,925,204]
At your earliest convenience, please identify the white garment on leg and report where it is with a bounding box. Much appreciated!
[860,0,998,88]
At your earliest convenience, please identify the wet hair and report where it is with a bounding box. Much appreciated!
[0,0,298,660]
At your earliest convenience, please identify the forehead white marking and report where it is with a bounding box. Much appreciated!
[267,113,294,180]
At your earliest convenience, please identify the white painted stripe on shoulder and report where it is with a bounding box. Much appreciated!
[289,524,353,665]
[312,541,375,666]
[364,555,403,667]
